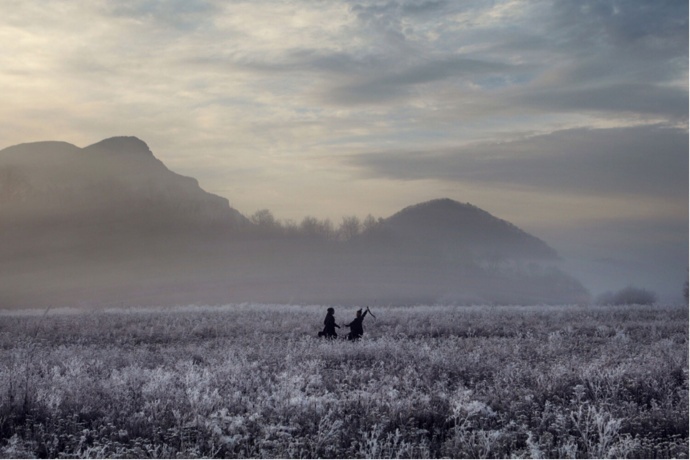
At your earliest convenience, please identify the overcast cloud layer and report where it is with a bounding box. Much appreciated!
[1,0,687,300]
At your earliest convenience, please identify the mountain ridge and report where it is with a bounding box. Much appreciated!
[85,136,154,156]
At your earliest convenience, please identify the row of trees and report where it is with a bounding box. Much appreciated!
[248,209,386,241]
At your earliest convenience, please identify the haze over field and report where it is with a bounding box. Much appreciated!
[0,0,687,303]
[0,136,590,306]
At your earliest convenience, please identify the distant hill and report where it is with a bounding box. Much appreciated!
[381,198,558,262]
[0,136,248,235]
[0,137,589,307]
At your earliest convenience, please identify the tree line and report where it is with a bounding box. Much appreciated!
[247,209,387,242]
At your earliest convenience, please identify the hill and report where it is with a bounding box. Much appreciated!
[381,198,558,262]
[0,136,248,235]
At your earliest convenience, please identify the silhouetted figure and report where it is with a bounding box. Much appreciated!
[345,308,369,341]
[318,307,340,339]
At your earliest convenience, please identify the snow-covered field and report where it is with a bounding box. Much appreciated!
[0,303,687,458]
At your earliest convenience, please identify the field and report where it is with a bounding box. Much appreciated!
[0,303,687,458]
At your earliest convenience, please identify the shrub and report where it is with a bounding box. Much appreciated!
[597,286,657,306]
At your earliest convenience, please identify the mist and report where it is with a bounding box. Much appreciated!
[6,135,689,308]
[537,219,689,304]
[0,137,596,308]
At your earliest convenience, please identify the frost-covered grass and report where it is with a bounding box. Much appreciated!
[0,303,687,458]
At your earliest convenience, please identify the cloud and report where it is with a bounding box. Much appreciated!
[49,0,684,125]
[104,0,222,31]
[326,56,517,105]
[346,125,689,201]
[550,0,688,57]
[499,1,689,122]
[513,83,688,121]
[336,0,688,116]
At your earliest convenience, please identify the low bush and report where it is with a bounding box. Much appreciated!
[597,286,657,306]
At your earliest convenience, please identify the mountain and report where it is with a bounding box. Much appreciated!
[380,198,558,262]
[0,137,252,308]
[0,136,249,234]
[0,137,589,307]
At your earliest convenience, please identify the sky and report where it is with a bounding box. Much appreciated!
[1,0,688,301]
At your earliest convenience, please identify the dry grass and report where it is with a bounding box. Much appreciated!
[0,303,687,458]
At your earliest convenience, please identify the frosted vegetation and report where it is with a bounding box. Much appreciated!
[0,304,687,458]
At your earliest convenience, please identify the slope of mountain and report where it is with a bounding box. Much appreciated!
[381,198,558,262]
[0,136,249,232]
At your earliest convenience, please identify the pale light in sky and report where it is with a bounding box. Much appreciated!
[1,0,687,300]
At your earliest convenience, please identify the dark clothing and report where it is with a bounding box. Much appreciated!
[321,312,340,339]
[345,310,368,340]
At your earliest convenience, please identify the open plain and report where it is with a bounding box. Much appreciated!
[0,303,687,458]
